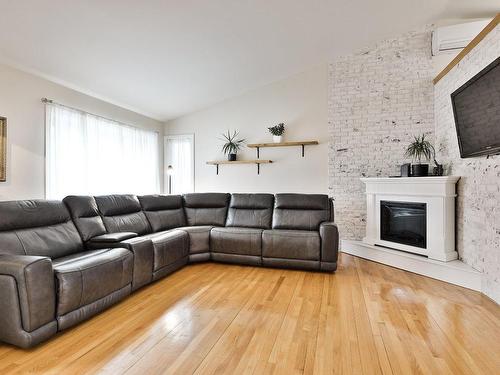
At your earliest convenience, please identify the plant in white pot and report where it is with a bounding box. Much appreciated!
[404,134,435,177]
[221,130,245,161]
[268,123,285,143]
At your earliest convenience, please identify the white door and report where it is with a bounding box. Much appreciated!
[164,134,195,194]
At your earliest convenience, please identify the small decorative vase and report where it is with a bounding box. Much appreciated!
[228,153,237,161]
[273,135,283,143]
[411,164,429,177]
[433,164,444,176]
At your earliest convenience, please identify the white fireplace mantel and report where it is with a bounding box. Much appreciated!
[361,176,460,262]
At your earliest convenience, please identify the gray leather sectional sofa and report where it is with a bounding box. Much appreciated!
[0,193,338,348]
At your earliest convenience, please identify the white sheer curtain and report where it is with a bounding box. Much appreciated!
[46,103,160,199]
[164,135,194,194]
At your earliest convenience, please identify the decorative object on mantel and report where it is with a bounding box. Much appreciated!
[206,159,272,175]
[247,140,318,158]
[220,130,245,161]
[268,123,285,143]
[433,159,444,176]
[0,117,6,182]
[400,163,411,177]
[404,134,435,177]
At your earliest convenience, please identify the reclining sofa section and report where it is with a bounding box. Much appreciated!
[0,192,338,348]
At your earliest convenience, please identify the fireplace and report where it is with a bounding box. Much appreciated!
[361,176,460,261]
[342,176,482,291]
[380,201,426,249]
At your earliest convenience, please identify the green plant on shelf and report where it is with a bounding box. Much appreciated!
[220,130,245,161]
[268,123,285,136]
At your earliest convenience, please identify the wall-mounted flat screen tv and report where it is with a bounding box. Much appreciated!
[451,56,500,158]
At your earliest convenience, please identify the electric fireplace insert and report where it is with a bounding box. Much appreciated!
[380,200,427,249]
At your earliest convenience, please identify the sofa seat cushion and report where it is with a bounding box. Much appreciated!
[177,226,213,254]
[262,230,320,261]
[140,230,189,272]
[211,227,262,256]
[53,248,133,316]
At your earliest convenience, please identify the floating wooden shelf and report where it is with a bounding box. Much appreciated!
[247,140,319,157]
[206,160,272,175]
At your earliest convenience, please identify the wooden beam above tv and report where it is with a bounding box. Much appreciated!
[433,13,500,85]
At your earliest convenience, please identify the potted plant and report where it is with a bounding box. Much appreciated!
[221,130,245,161]
[404,134,435,177]
[268,123,285,143]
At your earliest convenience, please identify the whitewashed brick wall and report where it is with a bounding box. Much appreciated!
[435,24,500,303]
[328,29,434,240]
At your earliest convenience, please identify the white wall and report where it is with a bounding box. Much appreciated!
[328,28,435,240]
[165,65,328,194]
[0,63,163,200]
[434,24,500,304]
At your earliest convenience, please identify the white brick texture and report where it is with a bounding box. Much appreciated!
[434,24,500,303]
[328,29,434,240]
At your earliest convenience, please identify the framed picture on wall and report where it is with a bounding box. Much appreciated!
[0,117,6,182]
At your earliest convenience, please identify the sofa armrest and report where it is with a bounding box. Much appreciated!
[319,222,339,264]
[121,237,154,290]
[329,197,335,222]
[87,236,153,290]
[89,232,138,243]
[0,255,56,334]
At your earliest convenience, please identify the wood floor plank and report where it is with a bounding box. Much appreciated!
[193,269,304,375]
[0,254,498,375]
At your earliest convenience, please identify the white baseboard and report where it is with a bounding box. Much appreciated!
[341,240,482,291]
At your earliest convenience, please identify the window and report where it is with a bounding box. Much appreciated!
[164,134,194,194]
[45,103,160,199]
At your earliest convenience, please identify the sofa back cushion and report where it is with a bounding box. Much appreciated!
[272,194,331,231]
[0,200,83,258]
[183,193,230,226]
[63,196,107,242]
[138,195,186,232]
[95,195,151,235]
[226,193,274,229]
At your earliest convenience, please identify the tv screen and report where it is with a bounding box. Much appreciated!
[451,56,500,158]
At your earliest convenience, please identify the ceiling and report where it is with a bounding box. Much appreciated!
[0,1,497,121]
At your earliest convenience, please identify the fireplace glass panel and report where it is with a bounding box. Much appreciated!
[380,201,426,249]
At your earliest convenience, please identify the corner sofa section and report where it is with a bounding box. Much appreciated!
[0,192,339,348]
[180,193,230,262]
[211,193,273,266]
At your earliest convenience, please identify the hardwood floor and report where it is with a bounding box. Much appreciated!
[0,253,499,374]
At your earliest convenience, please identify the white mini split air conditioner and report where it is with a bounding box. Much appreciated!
[432,19,491,56]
